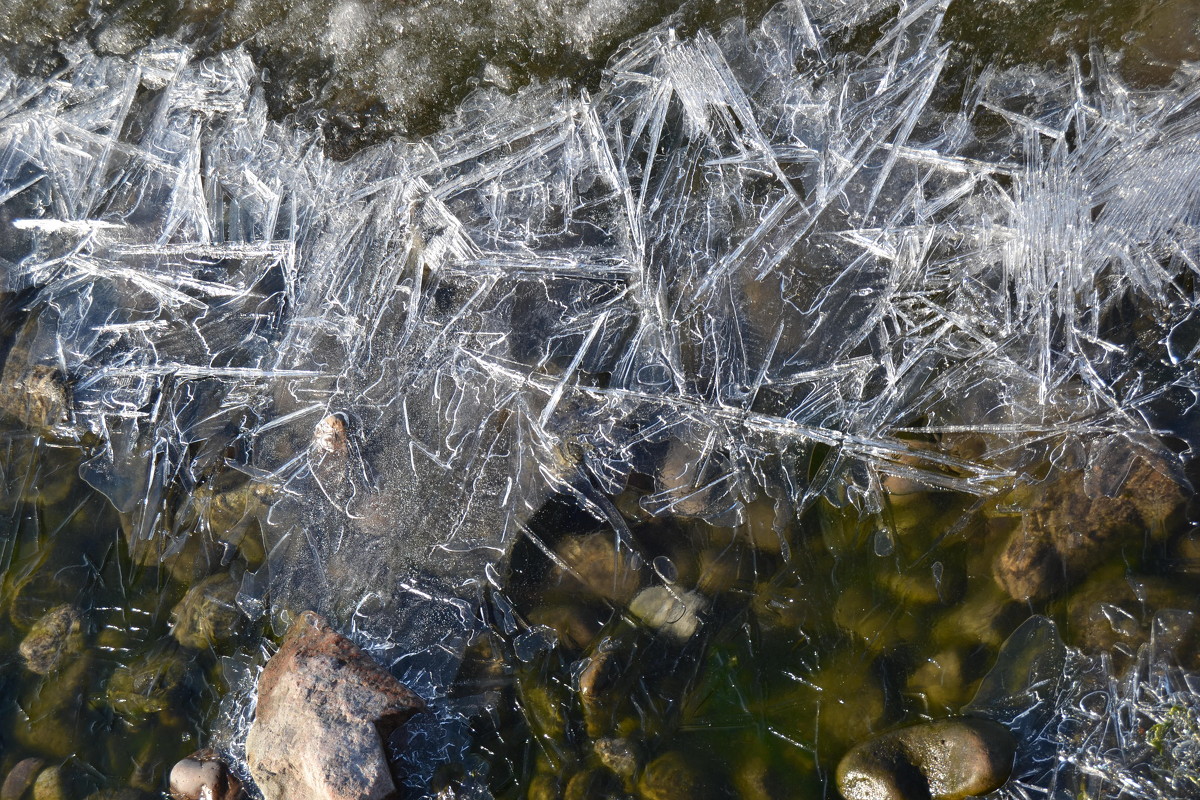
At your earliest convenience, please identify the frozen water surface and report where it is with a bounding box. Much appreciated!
[2,0,1200,797]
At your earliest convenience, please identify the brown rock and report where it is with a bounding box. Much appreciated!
[0,358,70,433]
[993,456,1186,602]
[993,532,1062,603]
[245,611,426,800]
[836,718,1015,800]
[312,415,349,455]
[19,605,85,675]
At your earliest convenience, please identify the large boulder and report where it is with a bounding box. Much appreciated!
[245,611,426,800]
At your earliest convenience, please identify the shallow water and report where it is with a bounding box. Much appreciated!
[2,2,1200,800]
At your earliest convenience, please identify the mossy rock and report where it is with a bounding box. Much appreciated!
[19,605,86,675]
[105,647,194,718]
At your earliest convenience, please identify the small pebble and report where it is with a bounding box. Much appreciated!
[312,415,348,454]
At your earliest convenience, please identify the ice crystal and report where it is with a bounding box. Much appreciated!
[1,0,1199,795]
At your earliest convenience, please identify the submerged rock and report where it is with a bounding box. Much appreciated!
[638,751,711,800]
[836,718,1015,800]
[628,586,706,641]
[30,766,68,800]
[993,457,1186,602]
[0,357,71,434]
[245,611,425,800]
[2,758,45,800]
[13,656,92,758]
[19,605,85,675]
[170,573,243,650]
[552,533,646,605]
[82,790,152,800]
[106,648,194,718]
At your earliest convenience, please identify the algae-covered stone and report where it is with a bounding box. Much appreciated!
[906,649,971,714]
[170,573,243,650]
[106,648,193,717]
[931,586,1021,650]
[526,604,603,652]
[19,605,85,675]
[834,585,920,652]
[836,717,1015,800]
[12,656,91,758]
[31,766,69,800]
[517,672,570,746]
[82,790,152,800]
[525,773,560,800]
[593,737,639,789]
[637,751,710,800]
[750,583,825,638]
[30,767,69,800]
[564,766,622,800]
[551,533,646,605]
[578,648,628,739]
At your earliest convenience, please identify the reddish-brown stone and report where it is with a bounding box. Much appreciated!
[246,611,425,800]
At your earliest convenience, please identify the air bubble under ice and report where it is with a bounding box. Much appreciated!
[2,0,1200,796]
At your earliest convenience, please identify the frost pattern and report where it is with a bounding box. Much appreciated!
[1,0,1199,796]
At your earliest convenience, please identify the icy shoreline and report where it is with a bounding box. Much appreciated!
[2,0,1200,797]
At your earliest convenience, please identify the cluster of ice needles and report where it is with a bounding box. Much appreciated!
[2,0,1200,795]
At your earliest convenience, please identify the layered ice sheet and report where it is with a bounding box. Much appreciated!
[2,0,1200,796]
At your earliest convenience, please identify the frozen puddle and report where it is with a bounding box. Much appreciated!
[1,1,1200,797]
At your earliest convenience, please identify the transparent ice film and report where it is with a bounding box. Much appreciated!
[1,0,1199,796]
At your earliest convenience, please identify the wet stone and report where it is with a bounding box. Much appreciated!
[637,751,710,800]
[83,790,152,800]
[525,774,560,800]
[906,649,970,714]
[564,767,622,800]
[593,737,640,788]
[836,718,1016,800]
[170,573,243,650]
[169,750,244,800]
[245,611,425,800]
[0,360,70,433]
[105,648,193,718]
[13,656,91,758]
[552,533,646,605]
[526,603,603,652]
[31,767,68,800]
[312,414,349,455]
[628,586,706,641]
[992,459,1186,602]
[19,605,85,675]
[2,758,45,800]
[578,648,629,739]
